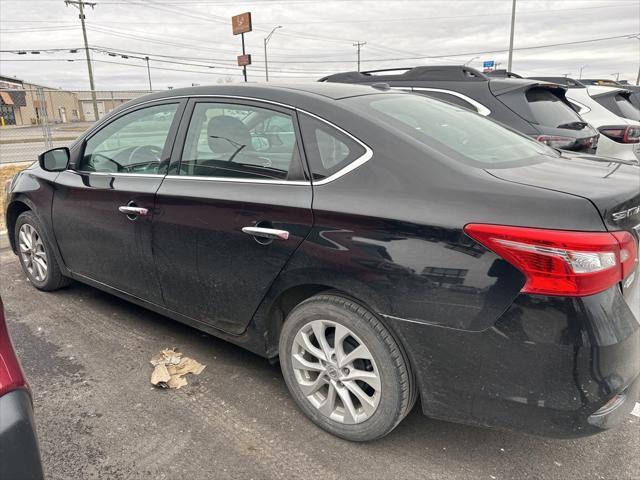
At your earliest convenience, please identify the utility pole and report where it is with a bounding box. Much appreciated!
[145,56,152,91]
[579,65,587,79]
[611,72,620,82]
[353,41,366,72]
[65,0,99,121]
[264,25,282,82]
[507,0,516,72]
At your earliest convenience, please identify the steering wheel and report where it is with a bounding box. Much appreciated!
[126,145,163,170]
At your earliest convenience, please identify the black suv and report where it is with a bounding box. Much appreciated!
[321,66,599,153]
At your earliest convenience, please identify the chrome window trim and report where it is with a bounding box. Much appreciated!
[82,94,373,186]
[164,175,310,186]
[411,87,492,116]
[70,170,166,178]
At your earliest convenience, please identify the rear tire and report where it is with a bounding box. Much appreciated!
[14,211,72,291]
[279,293,415,441]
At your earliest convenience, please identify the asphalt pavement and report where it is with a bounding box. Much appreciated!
[0,250,638,480]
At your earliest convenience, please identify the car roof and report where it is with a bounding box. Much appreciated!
[320,66,564,94]
[586,85,629,96]
[124,82,392,108]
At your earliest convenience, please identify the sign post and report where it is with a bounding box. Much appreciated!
[232,12,252,82]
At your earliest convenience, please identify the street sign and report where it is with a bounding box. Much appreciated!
[237,54,252,67]
[483,60,495,69]
[232,12,252,35]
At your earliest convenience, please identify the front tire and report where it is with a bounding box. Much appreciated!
[279,293,415,441]
[15,211,72,291]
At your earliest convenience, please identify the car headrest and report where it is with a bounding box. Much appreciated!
[207,115,252,156]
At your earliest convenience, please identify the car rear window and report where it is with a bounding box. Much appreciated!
[345,94,557,167]
[593,92,640,121]
[524,88,585,128]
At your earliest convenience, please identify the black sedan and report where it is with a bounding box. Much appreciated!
[5,83,639,441]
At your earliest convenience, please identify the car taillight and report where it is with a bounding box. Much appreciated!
[0,301,27,397]
[464,224,638,296]
[598,125,640,143]
[535,135,575,149]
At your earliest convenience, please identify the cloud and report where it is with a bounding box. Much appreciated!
[0,0,638,90]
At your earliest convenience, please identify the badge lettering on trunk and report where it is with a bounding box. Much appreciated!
[612,206,640,222]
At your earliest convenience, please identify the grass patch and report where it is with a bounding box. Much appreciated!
[1,163,31,231]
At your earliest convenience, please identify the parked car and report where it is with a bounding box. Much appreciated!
[0,297,44,479]
[579,79,640,108]
[5,83,639,441]
[320,66,599,153]
[561,85,640,162]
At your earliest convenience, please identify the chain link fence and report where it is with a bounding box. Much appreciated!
[0,89,151,165]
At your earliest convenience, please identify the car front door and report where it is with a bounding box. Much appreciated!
[152,98,313,334]
[52,100,185,304]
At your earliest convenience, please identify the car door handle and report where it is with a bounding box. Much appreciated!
[242,226,289,240]
[118,205,149,216]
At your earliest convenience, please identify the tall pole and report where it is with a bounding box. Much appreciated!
[145,56,152,91]
[65,0,99,121]
[241,33,247,82]
[264,25,282,82]
[353,41,366,72]
[507,0,516,72]
[579,65,587,79]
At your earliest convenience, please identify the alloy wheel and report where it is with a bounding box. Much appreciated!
[291,319,381,424]
[18,223,48,282]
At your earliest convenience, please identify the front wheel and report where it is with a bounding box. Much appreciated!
[15,211,72,291]
[279,293,416,441]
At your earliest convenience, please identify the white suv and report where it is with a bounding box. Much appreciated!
[565,85,640,162]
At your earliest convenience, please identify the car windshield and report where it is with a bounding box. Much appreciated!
[524,88,586,128]
[345,94,558,167]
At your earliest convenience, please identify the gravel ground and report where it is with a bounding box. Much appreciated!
[1,250,638,480]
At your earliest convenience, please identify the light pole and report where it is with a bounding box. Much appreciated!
[507,0,517,72]
[579,65,587,79]
[630,35,640,85]
[264,25,282,82]
[611,72,620,82]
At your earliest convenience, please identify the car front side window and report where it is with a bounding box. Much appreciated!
[80,103,178,174]
[179,102,303,181]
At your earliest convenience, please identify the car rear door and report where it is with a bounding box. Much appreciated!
[52,99,185,304]
[152,97,313,334]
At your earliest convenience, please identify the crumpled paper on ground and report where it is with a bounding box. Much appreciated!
[150,348,206,389]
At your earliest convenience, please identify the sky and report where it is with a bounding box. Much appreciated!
[0,0,638,91]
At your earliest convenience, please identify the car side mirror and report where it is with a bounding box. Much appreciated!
[38,147,70,172]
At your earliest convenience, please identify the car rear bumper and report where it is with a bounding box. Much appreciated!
[0,388,44,480]
[383,285,640,438]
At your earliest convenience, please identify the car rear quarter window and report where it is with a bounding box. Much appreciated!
[179,102,304,181]
[524,87,585,128]
[348,94,556,167]
[298,113,366,180]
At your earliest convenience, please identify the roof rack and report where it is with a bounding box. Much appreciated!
[319,65,489,83]
[527,77,586,88]
[485,69,523,79]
